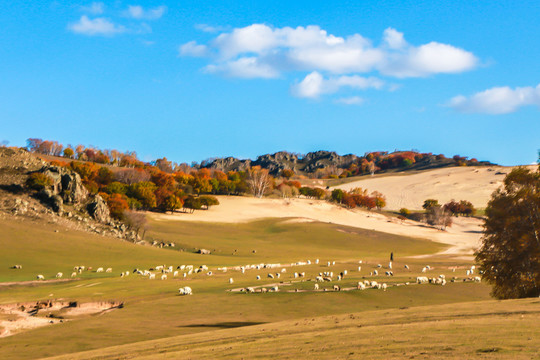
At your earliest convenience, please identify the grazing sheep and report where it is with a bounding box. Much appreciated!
[161,274,167,280]
[416,276,429,284]
[337,275,342,281]
[327,261,331,267]
[358,266,362,271]
[183,273,187,278]
[466,270,471,276]
[323,276,332,282]
[332,261,336,265]
[106,268,112,273]
[56,272,63,279]
[299,272,305,277]
[404,265,409,270]
[343,270,348,276]
[12,265,22,269]
[270,286,279,292]
[422,267,427,273]
[373,270,378,276]
[246,287,255,293]
[268,273,274,279]
[315,259,319,264]
[377,264,382,268]
[229,278,234,284]
[294,272,299,278]
[381,283,387,291]
[256,275,261,280]
[474,276,481,282]
[261,287,268,293]
[316,276,324,282]
[281,268,286,273]
[314,283,319,290]
[173,271,179,277]
[333,285,340,291]
[357,282,366,290]
[96,267,104,273]
[71,272,77,278]
[207,271,213,276]
[370,281,378,288]
[148,273,156,280]
[388,262,392,269]
[37,274,45,280]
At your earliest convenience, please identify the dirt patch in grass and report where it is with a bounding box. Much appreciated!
[0,300,123,338]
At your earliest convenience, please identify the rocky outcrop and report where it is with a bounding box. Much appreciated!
[87,195,111,224]
[39,167,88,204]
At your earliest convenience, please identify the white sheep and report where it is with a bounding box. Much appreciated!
[256,275,261,280]
[373,270,378,276]
[281,268,286,273]
[71,272,77,278]
[299,272,305,277]
[474,276,481,282]
[37,274,45,280]
[388,262,392,269]
[96,267,104,273]
[229,278,234,284]
[270,286,279,292]
[314,283,319,290]
[377,264,382,268]
[381,283,387,291]
[315,259,319,264]
[161,274,167,280]
[316,276,324,282]
[106,268,112,273]
[148,273,156,280]
[173,271,178,277]
[358,266,362,271]
[333,285,340,291]
[357,282,366,290]
[56,272,63,278]
[404,264,409,270]
[268,273,274,279]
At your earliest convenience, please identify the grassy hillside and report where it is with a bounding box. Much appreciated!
[0,214,494,359]
[44,298,540,360]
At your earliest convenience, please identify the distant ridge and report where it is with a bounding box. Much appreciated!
[201,150,495,176]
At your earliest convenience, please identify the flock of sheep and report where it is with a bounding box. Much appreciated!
[25,259,482,297]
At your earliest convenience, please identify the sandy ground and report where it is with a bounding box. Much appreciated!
[332,165,536,210]
[0,301,122,338]
[152,196,484,258]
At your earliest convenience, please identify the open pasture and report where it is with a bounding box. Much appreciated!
[0,215,501,359]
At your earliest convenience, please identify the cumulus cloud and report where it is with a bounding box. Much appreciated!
[206,57,280,79]
[68,15,126,36]
[179,24,478,100]
[80,2,105,15]
[292,71,384,98]
[124,5,167,20]
[181,24,477,78]
[179,41,208,57]
[449,84,540,114]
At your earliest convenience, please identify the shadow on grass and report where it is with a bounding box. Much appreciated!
[181,322,266,329]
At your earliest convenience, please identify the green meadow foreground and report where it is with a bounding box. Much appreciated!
[0,200,538,359]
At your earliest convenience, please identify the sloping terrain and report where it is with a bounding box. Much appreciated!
[332,165,536,210]
[43,298,540,360]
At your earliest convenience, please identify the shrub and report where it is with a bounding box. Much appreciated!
[26,173,53,191]
[399,208,410,216]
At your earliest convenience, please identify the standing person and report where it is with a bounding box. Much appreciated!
[390,252,394,262]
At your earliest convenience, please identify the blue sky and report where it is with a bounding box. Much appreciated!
[1,1,539,165]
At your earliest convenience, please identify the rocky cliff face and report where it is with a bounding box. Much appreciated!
[204,150,357,175]
[39,166,89,204]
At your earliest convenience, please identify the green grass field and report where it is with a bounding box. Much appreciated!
[0,214,532,359]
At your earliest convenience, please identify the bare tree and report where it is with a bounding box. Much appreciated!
[247,166,271,198]
[123,211,149,239]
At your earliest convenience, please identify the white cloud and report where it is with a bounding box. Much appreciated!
[80,2,104,15]
[206,57,279,79]
[179,41,208,57]
[180,24,479,100]
[68,15,126,36]
[334,96,365,105]
[383,27,406,49]
[292,71,384,98]
[449,84,540,114]
[182,24,477,78]
[124,5,166,20]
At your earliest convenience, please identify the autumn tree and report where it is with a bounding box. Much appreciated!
[422,199,439,210]
[331,189,345,203]
[475,166,540,299]
[281,169,295,179]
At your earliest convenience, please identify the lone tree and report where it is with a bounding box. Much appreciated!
[246,166,271,198]
[475,165,540,299]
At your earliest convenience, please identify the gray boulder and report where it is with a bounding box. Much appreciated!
[87,195,111,224]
